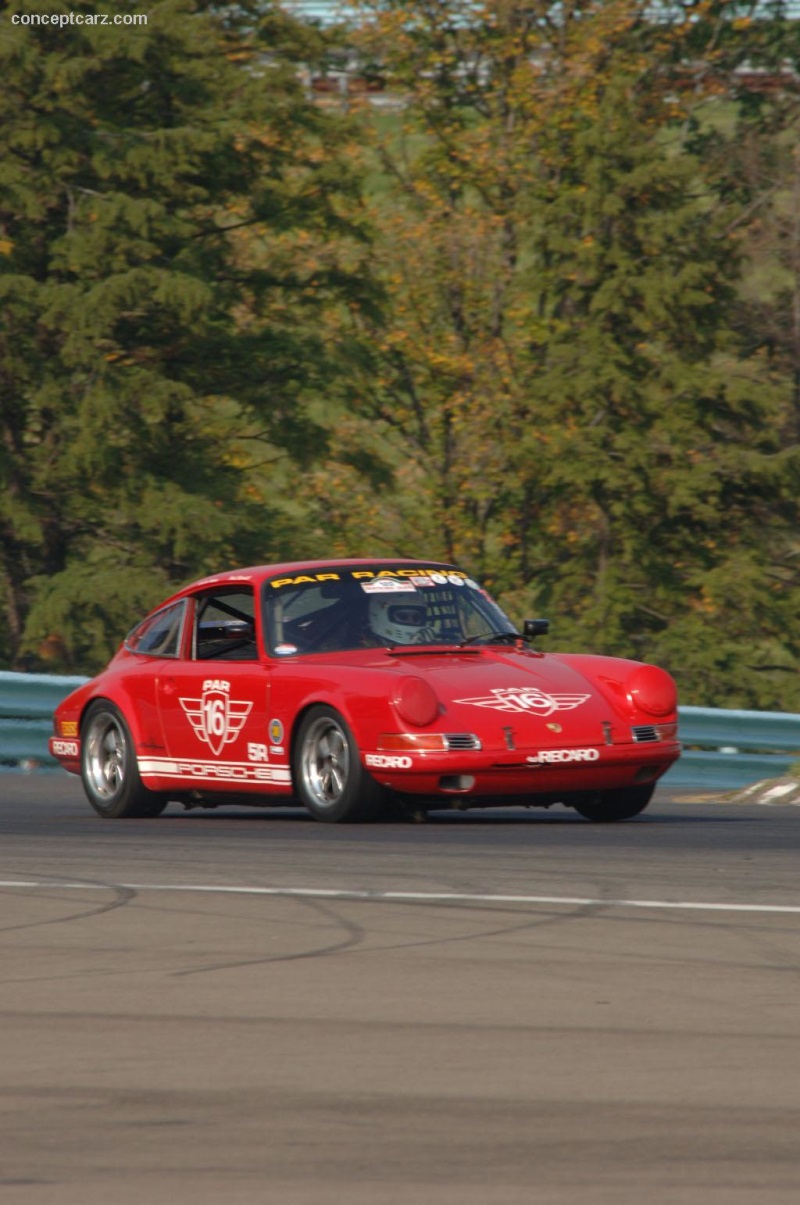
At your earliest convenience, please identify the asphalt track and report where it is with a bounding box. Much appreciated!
[1,774,800,1205]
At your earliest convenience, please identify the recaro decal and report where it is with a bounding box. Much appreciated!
[52,739,79,757]
[526,748,600,765]
[365,753,413,769]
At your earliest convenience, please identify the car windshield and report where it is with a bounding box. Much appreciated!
[263,565,517,656]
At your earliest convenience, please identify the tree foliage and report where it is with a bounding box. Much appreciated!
[321,0,800,708]
[0,0,371,669]
[1,0,799,710]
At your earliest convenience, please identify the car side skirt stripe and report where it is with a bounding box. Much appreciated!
[137,757,292,786]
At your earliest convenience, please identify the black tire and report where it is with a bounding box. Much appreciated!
[293,705,387,823]
[572,784,655,823]
[81,701,167,819]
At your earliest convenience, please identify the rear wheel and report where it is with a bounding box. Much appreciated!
[294,706,387,823]
[572,784,654,823]
[81,701,167,819]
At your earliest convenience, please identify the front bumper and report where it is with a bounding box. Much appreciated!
[362,740,682,799]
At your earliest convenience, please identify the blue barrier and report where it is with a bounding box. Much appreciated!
[0,671,88,769]
[0,671,797,789]
[664,706,800,789]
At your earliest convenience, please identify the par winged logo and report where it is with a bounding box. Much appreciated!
[455,686,590,716]
[179,678,253,756]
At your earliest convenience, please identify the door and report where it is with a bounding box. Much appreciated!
[155,586,290,795]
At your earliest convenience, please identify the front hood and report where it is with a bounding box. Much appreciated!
[296,646,630,750]
[409,649,619,748]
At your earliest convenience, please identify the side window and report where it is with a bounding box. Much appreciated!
[126,601,187,658]
[265,583,357,654]
[195,589,258,661]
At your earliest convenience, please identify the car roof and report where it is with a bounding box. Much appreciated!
[161,558,458,607]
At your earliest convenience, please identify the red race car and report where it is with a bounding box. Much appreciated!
[49,558,681,823]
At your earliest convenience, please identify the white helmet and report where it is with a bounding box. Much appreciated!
[368,594,432,644]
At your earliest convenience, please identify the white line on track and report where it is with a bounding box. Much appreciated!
[1,880,800,916]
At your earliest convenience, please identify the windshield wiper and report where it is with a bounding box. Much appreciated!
[385,643,482,655]
[385,633,525,655]
[459,631,524,647]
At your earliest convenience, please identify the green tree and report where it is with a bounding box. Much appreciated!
[505,72,799,710]
[0,0,372,670]
[323,0,800,708]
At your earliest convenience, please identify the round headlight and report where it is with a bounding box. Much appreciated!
[627,665,678,717]
[393,676,440,727]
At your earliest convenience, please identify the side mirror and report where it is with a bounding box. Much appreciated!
[523,618,549,639]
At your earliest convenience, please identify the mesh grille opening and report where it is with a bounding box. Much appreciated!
[444,733,482,750]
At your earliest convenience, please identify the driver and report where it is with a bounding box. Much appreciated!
[367,594,437,646]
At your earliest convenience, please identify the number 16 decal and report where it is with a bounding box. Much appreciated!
[179,679,253,756]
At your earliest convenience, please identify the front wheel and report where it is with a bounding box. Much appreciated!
[293,706,387,823]
[81,701,167,819]
[572,784,655,823]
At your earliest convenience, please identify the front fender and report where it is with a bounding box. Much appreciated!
[280,673,399,764]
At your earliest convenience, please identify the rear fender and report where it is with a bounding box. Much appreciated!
[73,681,162,754]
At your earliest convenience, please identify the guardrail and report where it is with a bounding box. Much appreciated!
[0,671,798,790]
[0,671,89,770]
[667,706,800,789]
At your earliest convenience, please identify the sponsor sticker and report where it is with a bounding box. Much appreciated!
[269,566,470,589]
[351,568,467,581]
[526,748,600,765]
[361,579,419,595]
[274,643,298,655]
[247,743,269,763]
[269,718,285,745]
[409,573,465,588]
[179,680,253,755]
[269,573,341,589]
[365,753,413,770]
[52,739,79,758]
